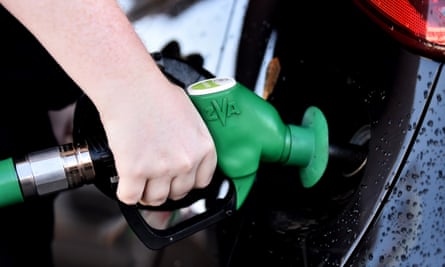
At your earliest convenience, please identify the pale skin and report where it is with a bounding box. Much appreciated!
[1,0,217,206]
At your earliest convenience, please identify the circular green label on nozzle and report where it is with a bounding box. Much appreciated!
[187,77,236,95]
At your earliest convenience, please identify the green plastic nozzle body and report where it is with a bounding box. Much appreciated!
[187,78,329,209]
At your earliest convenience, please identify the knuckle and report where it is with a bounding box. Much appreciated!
[143,191,167,206]
[196,174,212,188]
[117,190,139,205]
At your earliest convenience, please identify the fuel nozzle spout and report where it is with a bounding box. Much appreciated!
[328,142,368,178]
[187,77,329,209]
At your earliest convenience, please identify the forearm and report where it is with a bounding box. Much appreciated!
[1,0,166,107]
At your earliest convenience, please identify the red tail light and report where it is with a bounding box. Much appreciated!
[354,0,445,61]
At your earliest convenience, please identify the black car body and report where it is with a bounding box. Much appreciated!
[212,1,445,266]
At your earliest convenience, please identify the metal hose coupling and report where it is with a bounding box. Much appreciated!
[14,143,95,199]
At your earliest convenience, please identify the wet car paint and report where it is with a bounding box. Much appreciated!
[214,1,445,266]
[347,58,445,266]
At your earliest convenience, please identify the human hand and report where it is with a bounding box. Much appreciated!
[98,79,217,206]
[1,0,217,207]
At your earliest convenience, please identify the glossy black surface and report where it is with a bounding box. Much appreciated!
[216,1,445,266]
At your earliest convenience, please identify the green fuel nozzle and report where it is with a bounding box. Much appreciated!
[0,76,333,251]
[187,77,329,209]
[0,52,345,250]
[0,77,330,212]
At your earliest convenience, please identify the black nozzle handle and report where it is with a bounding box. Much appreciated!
[119,175,236,250]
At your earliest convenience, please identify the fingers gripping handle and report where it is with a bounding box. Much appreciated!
[73,93,237,250]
